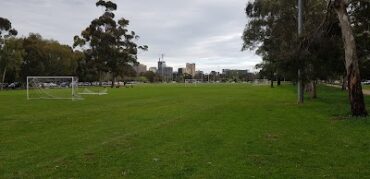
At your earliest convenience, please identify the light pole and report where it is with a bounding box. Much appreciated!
[297,0,304,104]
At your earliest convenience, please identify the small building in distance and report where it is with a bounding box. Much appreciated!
[133,64,147,75]
[195,71,204,80]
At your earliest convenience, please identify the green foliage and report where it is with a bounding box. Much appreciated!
[0,17,21,86]
[349,1,370,79]
[74,0,147,87]
[242,1,345,82]
[20,34,78,80]
[0,37,25,84]
[0,17,17,41]
[142,71,161,83]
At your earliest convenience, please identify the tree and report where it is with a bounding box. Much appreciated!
[255,59,276,88]
[332,0,367,116]
[242,0,361,103]
[0,17,17,42]
[349,1,370,80]
[0,37,24,88]
[21,33,79,80]
[0,17,21,89]
[142,71,157,83]
[74,0,147,88]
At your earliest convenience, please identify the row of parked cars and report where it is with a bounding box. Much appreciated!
[78,81,137,86]
[1,81,139,90]
[0,82,21,89]
[362,80,370,85]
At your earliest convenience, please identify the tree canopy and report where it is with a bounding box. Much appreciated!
[73,0,147,87]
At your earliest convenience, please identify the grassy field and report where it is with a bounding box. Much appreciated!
[363,85,370,90]
[1,84,370,178]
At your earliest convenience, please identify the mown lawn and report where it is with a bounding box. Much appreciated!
[363,85,370,90]
[1,84,370,178]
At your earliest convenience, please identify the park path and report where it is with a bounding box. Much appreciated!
[324,84,370,95]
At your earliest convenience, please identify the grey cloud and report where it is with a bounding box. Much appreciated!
[0,0,261,73]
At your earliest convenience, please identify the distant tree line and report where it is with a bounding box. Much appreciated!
[0,0,147,89]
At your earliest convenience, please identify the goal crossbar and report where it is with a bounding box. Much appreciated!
[27,76,81,100]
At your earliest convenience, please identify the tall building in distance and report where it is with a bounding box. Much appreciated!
[186,63,196,77]
[157,59,173,82]
[158,60,166,76]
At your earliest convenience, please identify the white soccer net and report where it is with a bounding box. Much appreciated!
[185,79,199,86]
[252,79,270,86]
[79,87,108,95]
[27,76,82,100]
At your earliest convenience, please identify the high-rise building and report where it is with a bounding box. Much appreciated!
[186,63,196,77]
[158,60,166,76]
[163,67,173,82]
[157,60,173,82]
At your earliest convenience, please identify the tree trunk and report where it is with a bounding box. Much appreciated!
[1,67,7,90]
[311,81,317,99]
[111,73,115,88]
[270,80,274,88]
[99,71,102,87]
[341,75,347,91]
[334,0,367,116]
[277,75,281,86]
[270,72,274,88]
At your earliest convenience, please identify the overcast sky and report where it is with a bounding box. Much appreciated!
[0,0,261,73]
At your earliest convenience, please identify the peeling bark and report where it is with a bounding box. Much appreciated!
[334,0,367,116]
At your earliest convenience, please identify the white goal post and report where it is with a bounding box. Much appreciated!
[185,79,199,86]
[27,76,81,100]
[78,87,108,95]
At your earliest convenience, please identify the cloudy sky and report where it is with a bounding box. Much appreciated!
[0,0,261,73]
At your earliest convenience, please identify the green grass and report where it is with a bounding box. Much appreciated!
[363,85,370,90]
[1,84,370,178]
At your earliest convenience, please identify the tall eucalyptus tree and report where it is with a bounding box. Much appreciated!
[73,0,147,87]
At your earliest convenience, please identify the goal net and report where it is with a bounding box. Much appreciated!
[185,79,199,86]
[78,87,108,95]
[252,79,270,86]
[27,76,82,100]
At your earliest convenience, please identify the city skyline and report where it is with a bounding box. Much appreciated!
[0,0,261,73]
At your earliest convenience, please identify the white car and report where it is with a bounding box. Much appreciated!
[362,80,370,85]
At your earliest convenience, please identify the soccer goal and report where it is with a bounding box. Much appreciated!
[27,76,82,100]
[185,79,199,86]
[78,87,108,95]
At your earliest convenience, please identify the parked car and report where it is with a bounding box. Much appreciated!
[60,82,70,88]
[8,82,21,89]
[0,83,8,88]
[49,83,58,88]
[362,80,370,85]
